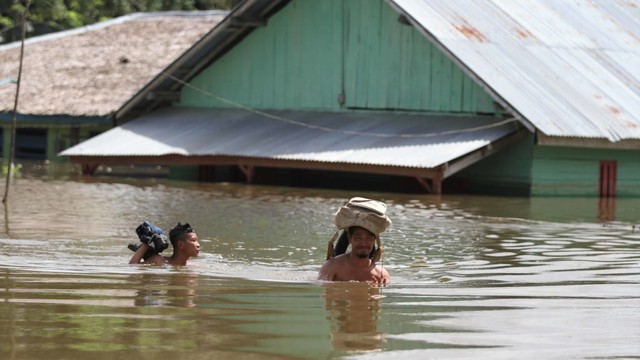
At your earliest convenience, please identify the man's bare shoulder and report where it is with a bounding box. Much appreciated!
[319,255,346,280]
[144,254,168,265]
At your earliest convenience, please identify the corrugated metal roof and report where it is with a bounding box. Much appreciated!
[60,107,520,171]
[387,0,640,142]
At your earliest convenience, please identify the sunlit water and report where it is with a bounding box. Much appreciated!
[0,174,638,359]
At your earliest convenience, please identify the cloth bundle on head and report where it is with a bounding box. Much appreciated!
[326,197,392,262]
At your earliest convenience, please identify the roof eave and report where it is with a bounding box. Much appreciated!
[537,132,640,150]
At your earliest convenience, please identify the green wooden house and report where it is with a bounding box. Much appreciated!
[0,12,226,171]
[60,0,640,197]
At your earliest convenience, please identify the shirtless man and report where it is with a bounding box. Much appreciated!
[129,223,200,266]
[318,226,390,284]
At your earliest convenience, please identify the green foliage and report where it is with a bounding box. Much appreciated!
[0,0,241,44]
[65,10,81,28]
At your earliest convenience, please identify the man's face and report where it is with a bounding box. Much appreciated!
[179,232,200,257]
[348,227,376,259]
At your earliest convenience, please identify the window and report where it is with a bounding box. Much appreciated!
[16,128,47,160]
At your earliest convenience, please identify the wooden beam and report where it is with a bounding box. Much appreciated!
[229,17,267,27]
[145,91,181,101]
[415,177,433,193]
[238,165,254,183]
[68,155,443,179]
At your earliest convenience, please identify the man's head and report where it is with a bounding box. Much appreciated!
[169,223,200,257]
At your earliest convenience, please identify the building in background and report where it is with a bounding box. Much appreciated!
[60,0,640,196]
[0,11,227,173]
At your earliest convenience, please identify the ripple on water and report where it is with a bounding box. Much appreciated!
[0,179,639,359]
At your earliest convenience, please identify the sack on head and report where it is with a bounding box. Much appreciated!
[334,197,392,235]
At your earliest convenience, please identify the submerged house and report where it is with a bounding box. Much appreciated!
[0,11,226,167]
[60,0,640,196]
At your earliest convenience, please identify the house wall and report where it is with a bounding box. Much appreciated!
[1,124,109,165]
[449,132,534,196]
[531,146,640,197]
[180,0,496,114]
[0,127,47,161]
[50,126,109,161]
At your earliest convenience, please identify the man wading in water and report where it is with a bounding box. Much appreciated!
[318,197,392,284]
[128,222,200,266]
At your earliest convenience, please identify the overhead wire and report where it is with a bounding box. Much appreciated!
[81,11,520,139]
[163,73,518,138]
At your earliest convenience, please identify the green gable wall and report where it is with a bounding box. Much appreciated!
[342,0,495,112]
[180,0,496,114]
[182,0,342,110]
[532,146,640,197]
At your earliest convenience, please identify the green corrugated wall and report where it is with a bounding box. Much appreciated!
[180,0,496,114]
[532,146,640,197]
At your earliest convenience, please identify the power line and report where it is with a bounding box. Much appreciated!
[164,72,518,138]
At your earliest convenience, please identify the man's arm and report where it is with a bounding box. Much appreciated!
[318,259,337,281]
[129,243,149,264]
[374,264,390,285]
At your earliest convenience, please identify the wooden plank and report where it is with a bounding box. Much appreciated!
[67,154,443,179]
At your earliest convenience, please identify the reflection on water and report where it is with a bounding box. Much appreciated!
[0,176,639,359]
[131,270,199,307]
[323,282,384,352]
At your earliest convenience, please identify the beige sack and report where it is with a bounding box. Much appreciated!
[334,197,392,235]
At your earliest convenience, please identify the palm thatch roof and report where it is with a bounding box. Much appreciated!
[0,11,227,117]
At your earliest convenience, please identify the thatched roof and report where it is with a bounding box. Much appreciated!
[0,11,227,117]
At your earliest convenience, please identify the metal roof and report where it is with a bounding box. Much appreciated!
[61,107,522,178]
[386,0,640,142]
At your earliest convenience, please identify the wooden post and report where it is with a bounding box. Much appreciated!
[3,0,31,204]
[415,176,443,195]
[239,165,255,183]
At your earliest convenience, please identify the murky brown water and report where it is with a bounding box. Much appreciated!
[0,173,639,359]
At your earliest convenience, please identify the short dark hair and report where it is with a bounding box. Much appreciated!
[169,223,195,248]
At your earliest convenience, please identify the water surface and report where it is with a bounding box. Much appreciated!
[0,176,638,359]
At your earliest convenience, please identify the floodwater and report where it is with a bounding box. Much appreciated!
[0,173,639,359]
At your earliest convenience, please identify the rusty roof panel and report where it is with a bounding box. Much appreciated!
[387,0,640,141]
